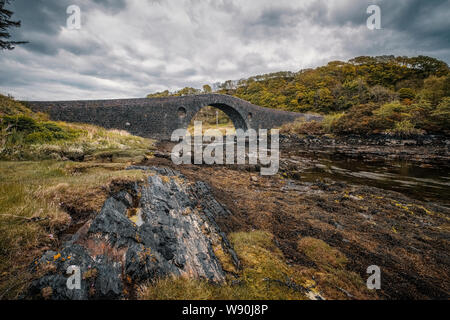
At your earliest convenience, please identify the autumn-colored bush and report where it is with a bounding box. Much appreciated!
[398,88,415,101]
[386,120,425,137]
[330,103,380,134]
[280,119,324,136]
[147,55,449,135]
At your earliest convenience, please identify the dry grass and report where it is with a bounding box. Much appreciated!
[2,121,155,162]
[0,161,148,299]
[280,119,324,136]
[295,237,373,299]
[1,94,156,161]
[297,237,348,269]
[139,231,310,300]
[187,122,236,136]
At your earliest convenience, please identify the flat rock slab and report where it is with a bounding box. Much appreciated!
[28,167,238,300]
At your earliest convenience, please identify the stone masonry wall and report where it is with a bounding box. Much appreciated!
[25,94,322,140]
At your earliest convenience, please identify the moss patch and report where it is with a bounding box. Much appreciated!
[139,231,310,300]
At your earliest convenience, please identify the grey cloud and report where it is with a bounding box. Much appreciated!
[9,0,128,55]
[0,0,449,101]
[306,0,450,53]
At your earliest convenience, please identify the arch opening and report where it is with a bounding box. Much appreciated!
[187,103,248,135]
[177,107,187,119]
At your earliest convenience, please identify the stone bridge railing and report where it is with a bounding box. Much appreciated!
[25,94,322,140]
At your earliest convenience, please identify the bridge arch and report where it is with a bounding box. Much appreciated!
[25,94,322,140]
[179,102,249,132]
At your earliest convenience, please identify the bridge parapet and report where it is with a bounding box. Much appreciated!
[25,94,322,140]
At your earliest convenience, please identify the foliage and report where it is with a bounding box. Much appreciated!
[0,0,28,50]
[212,55,449,114]
[431,97,450,132]
[1,115,81,144]
[322,103,381,134]
[280,119,324,136]
[417,76,450,106]
[385,120,425,137]
[322,113,345,133]
[398,88,415,101]
[147,55,449,135]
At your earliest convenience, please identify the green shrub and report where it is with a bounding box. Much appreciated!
[331,103,380,134]
[1,115,39,133]
[371,102,410,130]
[386,120,425,137]
[1,116,80,144]
[322,113,345,133]
[373,102,408,118]
[24,131,55,143]
[431,97,450,131]
[280,119,324,135]
[41,122,64,132]
[398,88,415,100]
[418,76,450,107]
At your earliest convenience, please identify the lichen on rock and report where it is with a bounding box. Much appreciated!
[28,166,238,300]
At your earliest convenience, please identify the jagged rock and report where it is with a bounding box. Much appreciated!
[28,167,238,300]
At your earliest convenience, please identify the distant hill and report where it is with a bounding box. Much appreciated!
[148,55,450,135]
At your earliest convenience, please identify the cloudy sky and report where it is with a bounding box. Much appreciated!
[0,0,449,101]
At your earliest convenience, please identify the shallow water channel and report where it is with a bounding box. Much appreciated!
[291,152,450,208]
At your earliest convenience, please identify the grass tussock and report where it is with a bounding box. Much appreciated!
[296,237,374,300]
[0,94,45,119]
[0,161,148,299]
[280,118,324,136]
[139,231,311,300]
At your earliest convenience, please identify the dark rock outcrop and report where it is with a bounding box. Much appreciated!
[28,167,238,300]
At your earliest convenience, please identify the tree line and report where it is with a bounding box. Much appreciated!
[148,55,450,135]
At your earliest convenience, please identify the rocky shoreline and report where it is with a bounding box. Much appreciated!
[280,134,450,165]
[140,142,450,300]
[25,137,450,300]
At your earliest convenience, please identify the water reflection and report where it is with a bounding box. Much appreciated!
[292,154,450,207]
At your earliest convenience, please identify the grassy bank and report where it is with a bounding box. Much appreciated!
[0,94,156,299]
[0,161,149,299]
[1,94,155,162]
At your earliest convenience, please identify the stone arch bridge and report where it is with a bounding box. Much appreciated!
[26,94,321,140]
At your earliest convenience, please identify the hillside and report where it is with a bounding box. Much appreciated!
[148,55,450,136]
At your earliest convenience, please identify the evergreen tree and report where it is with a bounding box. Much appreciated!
[0,0,27,50]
